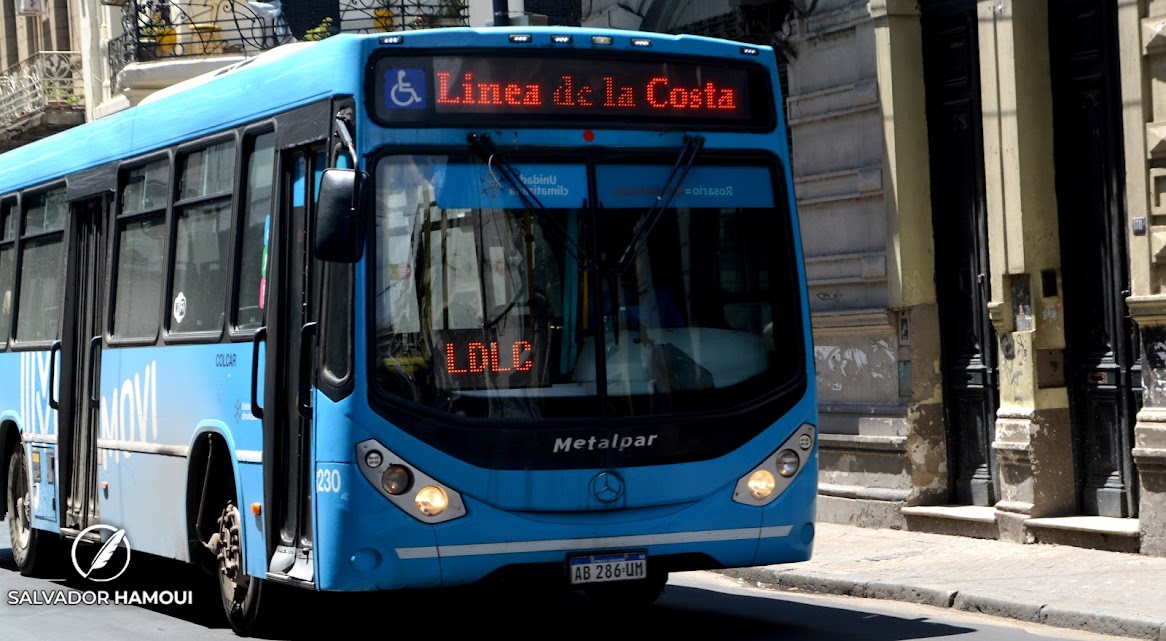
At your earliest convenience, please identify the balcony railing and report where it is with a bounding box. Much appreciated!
[0,51,84,130]
[108,0,469,82]
[335,0,469,33]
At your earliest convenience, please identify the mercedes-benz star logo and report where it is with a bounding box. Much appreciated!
[590,471,625,503]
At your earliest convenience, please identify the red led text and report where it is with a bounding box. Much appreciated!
[646,77,737,111]
[436,72,543,106]
[445,340,534,374]
[434,72,738,114]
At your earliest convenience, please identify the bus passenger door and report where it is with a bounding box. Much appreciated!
[265,146,323,584]
[60,195,106,531]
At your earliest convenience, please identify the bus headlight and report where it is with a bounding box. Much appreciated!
[415,486,448,516]
[381,464,413,495]
[777,450,800,478]
[733,423,815,506]
[357,439,466,523]
[747,470,776,500]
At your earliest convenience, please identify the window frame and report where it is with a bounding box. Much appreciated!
[227,124,277,342]
[107,151,172,347]
[0,195,18,350]
[11,183,68,350]
[163,133,239,344]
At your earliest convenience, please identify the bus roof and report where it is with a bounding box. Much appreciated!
[0,35,361,195]
[0,28,776,195]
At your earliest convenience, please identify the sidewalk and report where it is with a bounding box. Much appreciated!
[719,522,1166,640]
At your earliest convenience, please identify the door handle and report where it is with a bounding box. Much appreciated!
[87,336,101,407]
[250,327,266,420]
[48,339,61,410]
[298,322,318,420]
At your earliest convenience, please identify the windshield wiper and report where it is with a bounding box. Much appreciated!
[467,133,594,271]
[613,135,705,275]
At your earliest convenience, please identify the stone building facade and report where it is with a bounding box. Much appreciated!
[580,0,1166,556]
[785,0,1166,556]
[0,0,83,150]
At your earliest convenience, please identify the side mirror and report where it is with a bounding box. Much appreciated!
[315,168,366,263]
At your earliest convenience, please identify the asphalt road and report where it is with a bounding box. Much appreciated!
[0,519,1127,641]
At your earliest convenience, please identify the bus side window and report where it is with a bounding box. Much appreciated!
[0,198,15,348]
[113,160,169,340]
[234,132,274,331]
[171,140,234,335]
[15,189,66,343]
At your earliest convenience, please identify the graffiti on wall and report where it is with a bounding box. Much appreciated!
[814,337,896,392]
[1144,326,1166,406]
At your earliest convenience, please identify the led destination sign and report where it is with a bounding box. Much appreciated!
[432,328,549,391]
[373,55,771,127]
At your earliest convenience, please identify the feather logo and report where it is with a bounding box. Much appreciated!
[70,524,133,582]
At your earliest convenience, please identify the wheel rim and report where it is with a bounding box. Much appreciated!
[7,450,32,561]
[215,501,251,614]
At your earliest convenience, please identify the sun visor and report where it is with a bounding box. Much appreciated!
[433,163,587,210]
[596,165,775,209]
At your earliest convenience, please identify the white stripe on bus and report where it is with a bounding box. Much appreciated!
[394,525,794,560]
[97,440,189,457]
[92,441,263,464]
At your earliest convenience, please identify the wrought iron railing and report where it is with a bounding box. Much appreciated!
[0,51,84,128]
[336,0,469,34]
[108,0,469,81]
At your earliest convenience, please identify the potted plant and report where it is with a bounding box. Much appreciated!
[413,0,464,28]
[434,0,465,26]
[373,3,394,32]
[303,16,334,41]
[140,7,177,57]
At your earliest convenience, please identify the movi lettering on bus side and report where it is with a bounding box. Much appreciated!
[99,362,159,469]
[19,352,58,438]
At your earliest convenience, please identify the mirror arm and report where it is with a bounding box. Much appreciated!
[334,116,357,165]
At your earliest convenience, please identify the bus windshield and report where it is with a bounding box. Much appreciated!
[372,153,801,420]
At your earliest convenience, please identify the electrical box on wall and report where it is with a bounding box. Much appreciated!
[16,0,44,16]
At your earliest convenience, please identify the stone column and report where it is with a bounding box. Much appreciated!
[1122,0,1166,557]
[869,0,949,508]
[977,0,1074,542]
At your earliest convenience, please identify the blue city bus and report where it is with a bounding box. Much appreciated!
[0,27,816,635]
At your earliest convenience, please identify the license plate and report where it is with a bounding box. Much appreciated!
[569,551,647,585]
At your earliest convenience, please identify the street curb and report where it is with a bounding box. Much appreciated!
[714,568,1166,641]
[951,591,1045,624]
[862,580,955,609]
[1038,606,1166,641]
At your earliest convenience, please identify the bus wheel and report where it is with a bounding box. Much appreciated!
[6,445,57,577]
[213,500,273,636]
[582,571,668,607]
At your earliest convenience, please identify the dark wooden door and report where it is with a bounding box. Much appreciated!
[1049,0,1140,518]
[922,0,1000,506]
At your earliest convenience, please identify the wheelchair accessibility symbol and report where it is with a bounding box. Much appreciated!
[386,68,426,109]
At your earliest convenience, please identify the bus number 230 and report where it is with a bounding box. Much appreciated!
[316,468,342,493]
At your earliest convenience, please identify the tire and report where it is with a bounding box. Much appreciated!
[214,499,282,637]
[6,444,59,577]
[582,570,668,607]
